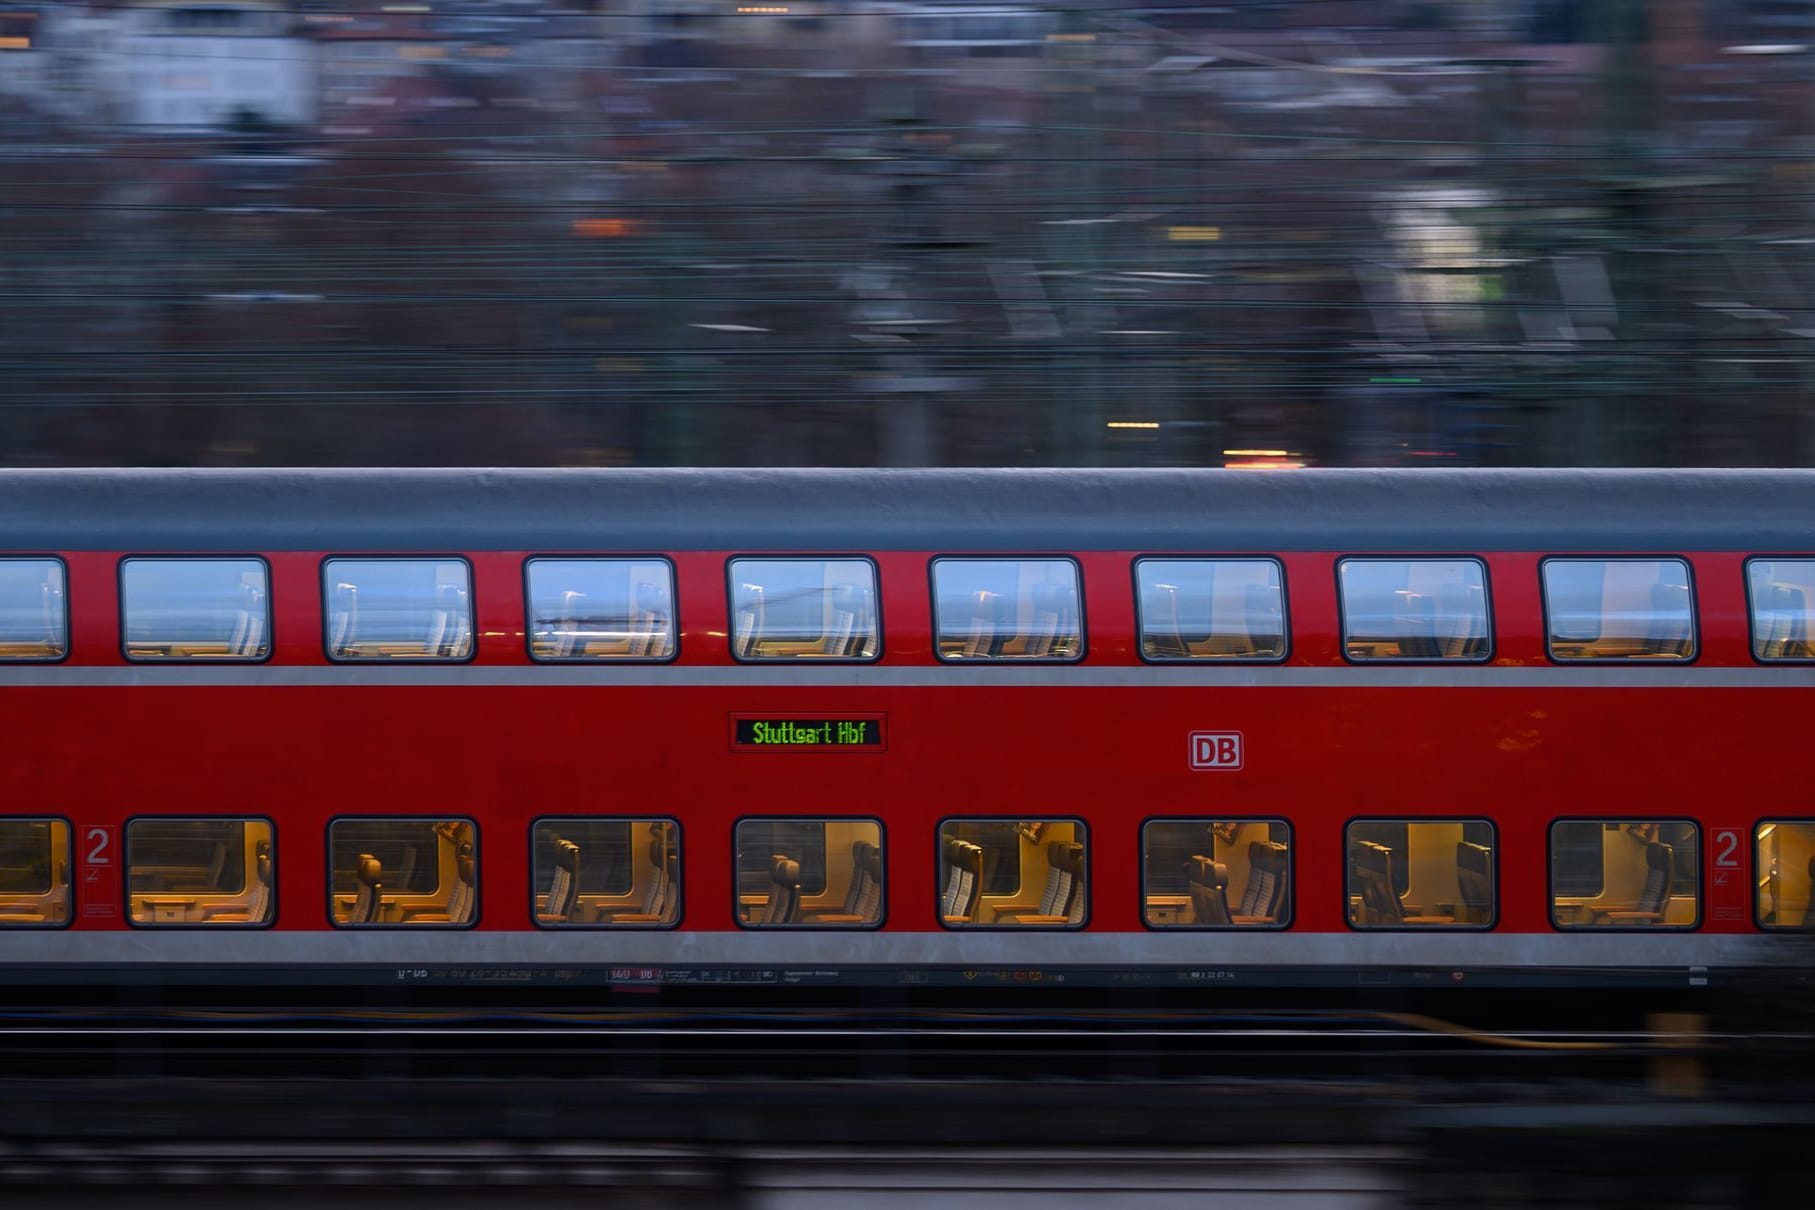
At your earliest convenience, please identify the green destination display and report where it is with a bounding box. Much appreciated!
[735,718,882,747]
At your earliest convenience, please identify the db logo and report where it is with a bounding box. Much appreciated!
[1189,732,1243,770]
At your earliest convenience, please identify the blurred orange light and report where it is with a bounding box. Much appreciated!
[0,36,30,49]
[1224,460,1306,470]
[571,219,638,237]
[1222,448,1288,457]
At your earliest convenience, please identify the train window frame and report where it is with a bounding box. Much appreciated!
[123,815,277,929]
[528,816,683,930]
[0,557,70,663]
[324,816,480,929]
[1342,816,1499,931]
[118,556,273,664]
[319,556,477,664]
[1137,816,1293,930]
[1743,557,1815,664]
[934,816,1090,931]
[1131,557,1290,664]
[0,816,73,929]
[1539,556,1699,665]
[731,816,887,931]
[523,556,680,664]
[1334,557,1493,664]
[724,555,883,664]
[1545,817,1702,932]
[928,556,1086,664]
[1751,818,1815,931]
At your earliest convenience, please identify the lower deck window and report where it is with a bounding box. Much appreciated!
[330,818,477,926]
[939,819,1087,927]
[0,819,70,927]
[1347,819,1495,927]
[127,818,274,926]
[736,818,882,927]
[533,818,680,927]
[1755,820,1815,929]
[1142,819,1290,927]
[1549,820,1699,928]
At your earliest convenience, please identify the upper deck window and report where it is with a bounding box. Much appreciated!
[1135,559,1286,661]
[0,559,67,661]
[1747,559,1815,661]
[122,558,270,661]
[526,558,675,661]
[1543,558,1694,662]
[932,559,1082,662]
[729,559,879,661]
[1338,559,1489,661]
[324,558,473,661]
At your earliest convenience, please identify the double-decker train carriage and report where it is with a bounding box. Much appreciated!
[0,467,1810,993]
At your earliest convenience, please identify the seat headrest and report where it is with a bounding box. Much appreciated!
[771,856,801,886]
[457,841,472,860]
[1061,842,1085,875]
[1047,840,1067,865]
[1646,841,1673,870]
[556,839,579,869]
[853,840,872,864]
[1353,841,1391,875]
[1457,840,1491,871]
[255,839,271,860]
[1186,854,1215,886]
[357,853,381,885]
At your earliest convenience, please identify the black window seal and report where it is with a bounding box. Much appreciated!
[933,814,1090,931]
[122,814,278,930]
[319,555,478,665]
[118,554,275,665]
[723,554,884,665]
[527,815,683,931]
[1341,815,1500,932]
[730,814,887,931]
[0,556,71,665]
[1544,816,1703,932]
[927,555,1087,665]
[522,555,681,665]
[0,814,75,930]
[1136,815,1294,931]
[324,815,480,930]
[1130,556,1291,665]
[1334,555,1495,665]
[1538,555,1700,666]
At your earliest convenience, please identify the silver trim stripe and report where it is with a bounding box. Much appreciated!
[4,666,1814,688]
[0,930,1780,968]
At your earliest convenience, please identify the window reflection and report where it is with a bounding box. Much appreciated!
[1136,560,1286,661]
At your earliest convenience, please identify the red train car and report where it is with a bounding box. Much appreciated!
[0,468,1809,995]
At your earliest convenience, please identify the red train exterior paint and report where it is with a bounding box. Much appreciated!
[0,469,1807,988]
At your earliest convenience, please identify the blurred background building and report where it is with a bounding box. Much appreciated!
[0,0,1809,467]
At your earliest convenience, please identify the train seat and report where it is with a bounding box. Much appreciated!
[1351,842,1453,926]
[761,856,802,925]
[944,842,983,924]
[1233,841,1288,924]
[199,840,272,924]
[804,840,879,924]
[537,838,580,925]
[400,842,476,924]
[348,854,383,925]
[1456,841,1493,924]
[993,842,1069,922]
[1186,856,1233,926]
[606,830,673,924]
[1592,842,1673,926]
[1000,842,1083,925]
